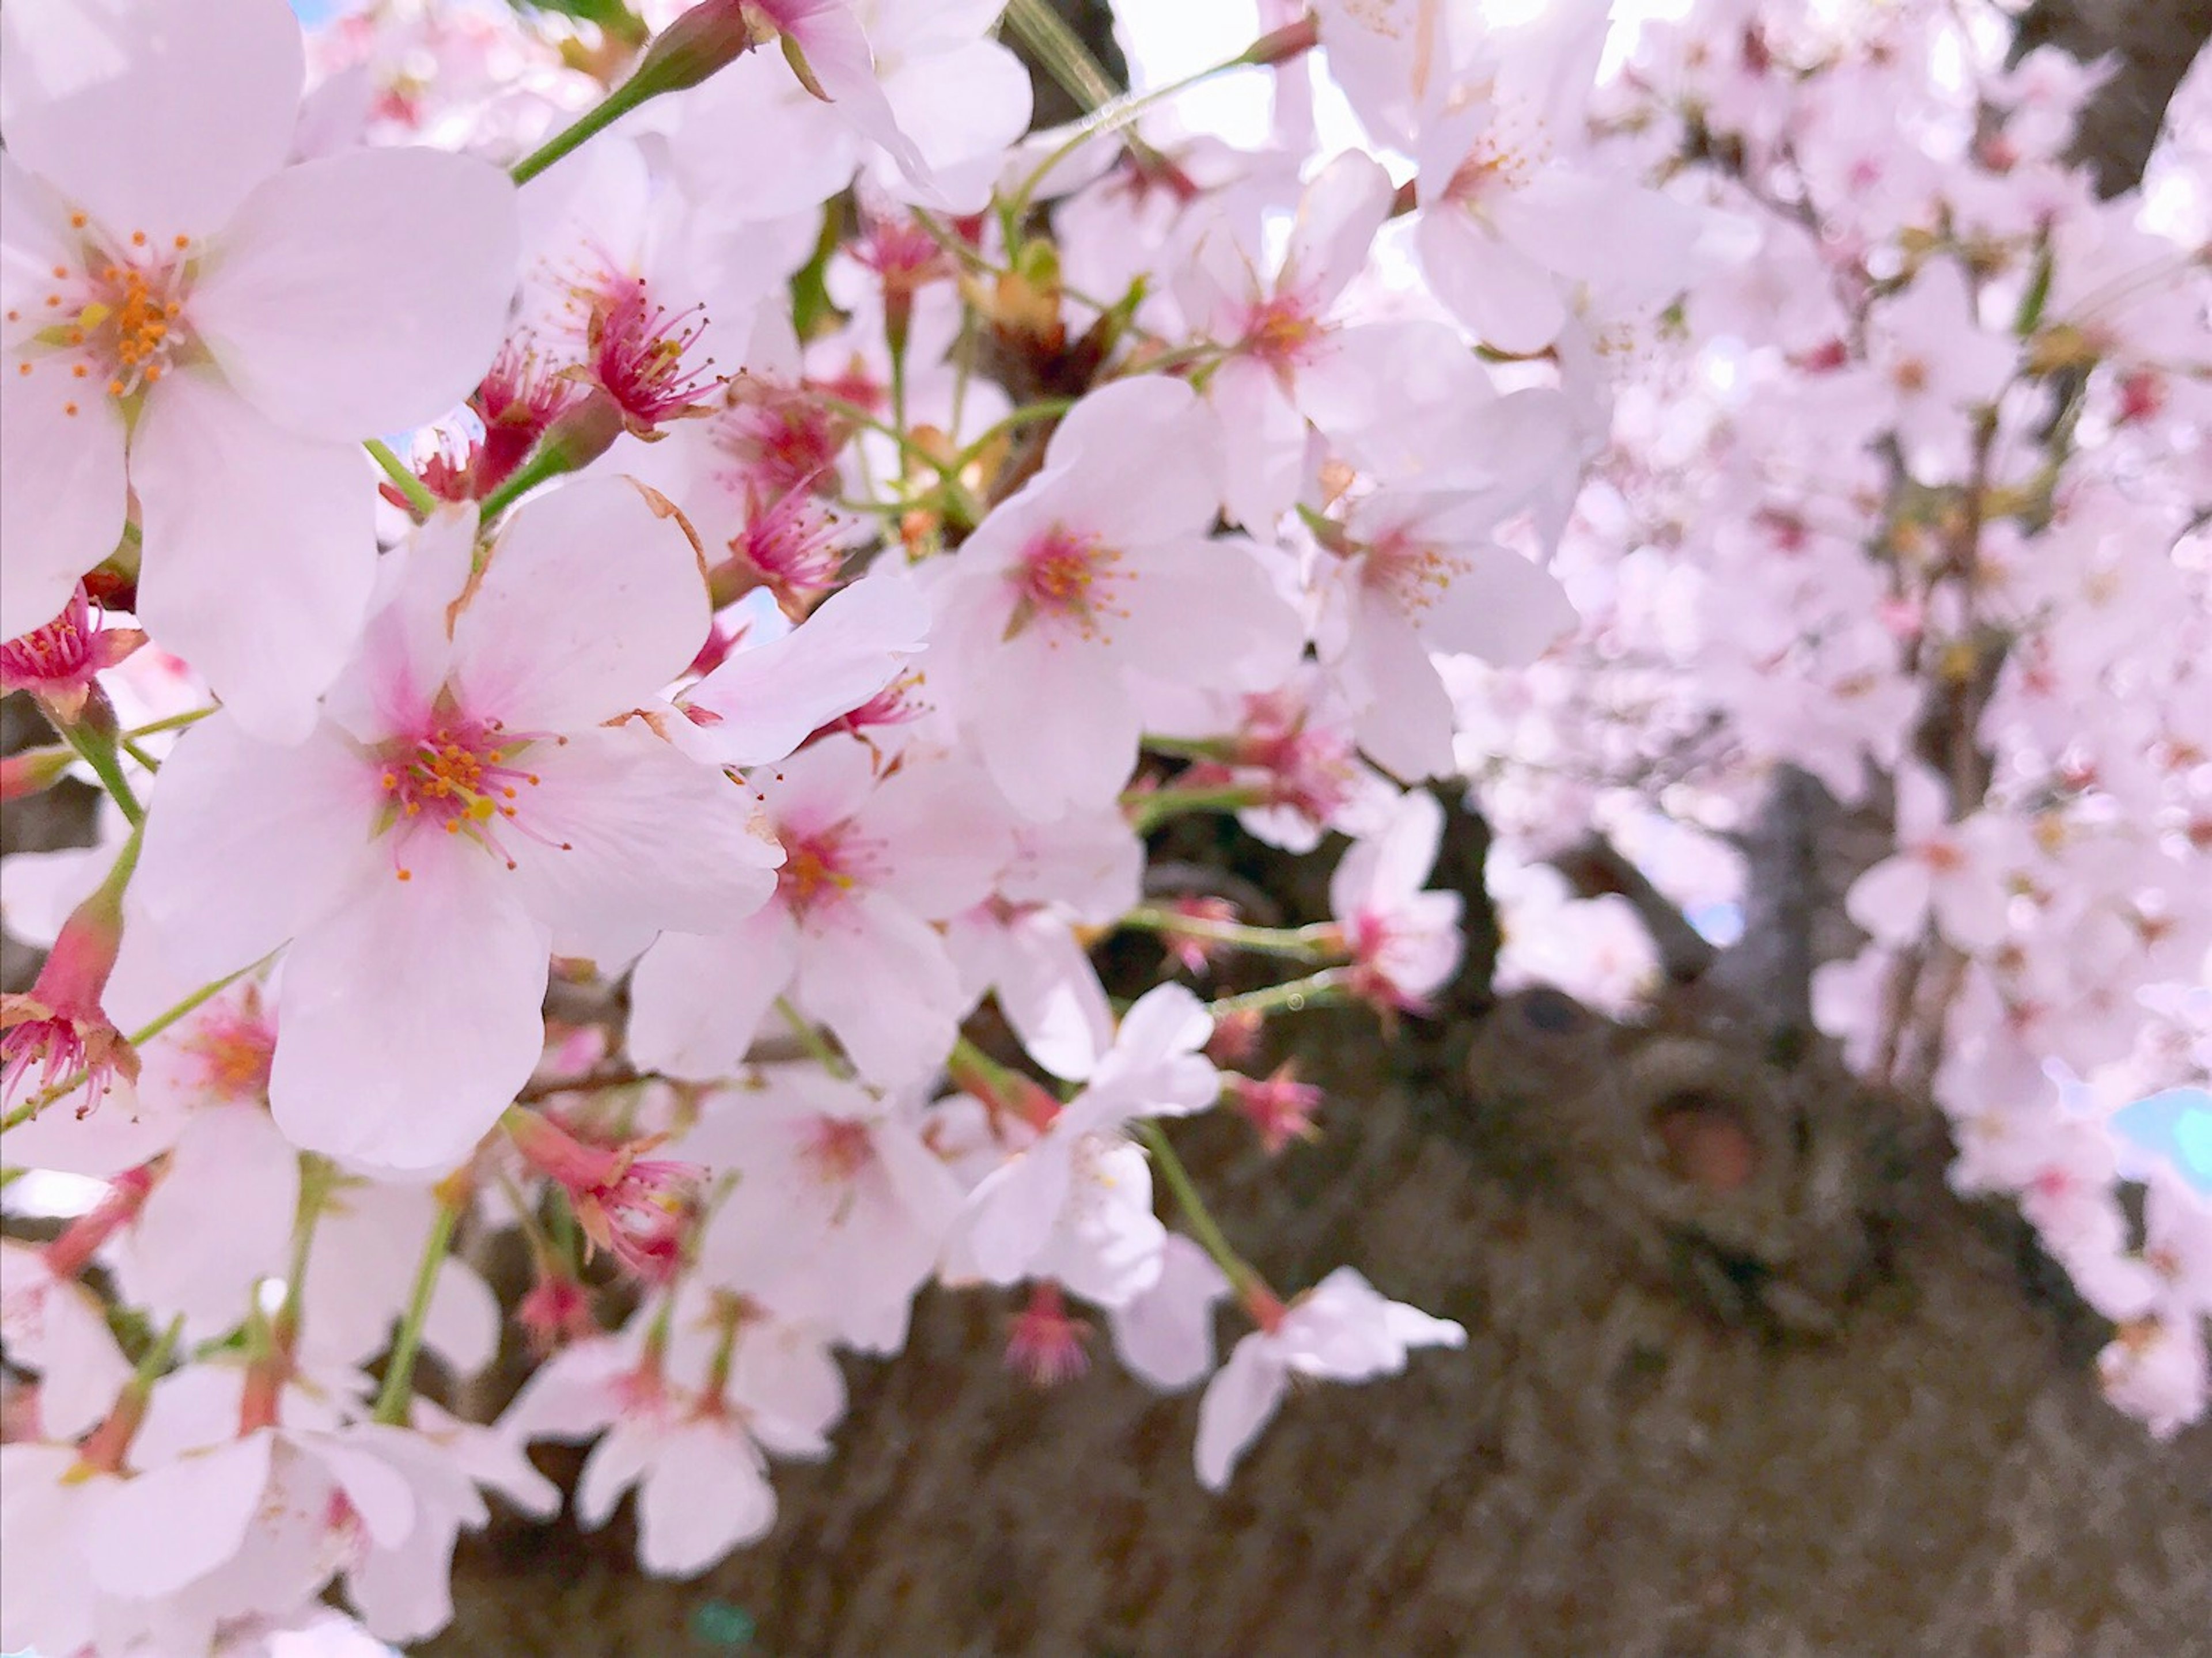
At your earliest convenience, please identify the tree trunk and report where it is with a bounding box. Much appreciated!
[429,981,2212,1657]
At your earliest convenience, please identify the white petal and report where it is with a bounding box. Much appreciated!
[131,371,377,742]
[684,569,929,767]
[969,631,1142,819]
[955,1132,1075,1287]
[130,715,381,986]
[193,146,517,441]
[1417,545,1577,666]
[1194,1337,1287,1491]
[1043,377,1222,548]
[507,726,779,966]
[574,1420,656,1531]
[1416,209,1566,355]
[798,893,964,1084]
[635,1425,775,1579]
[82,1431,272,1599]
[988,914,1116,1083]
[626,906,800,1080]
[1285,150,1393,308]
[119,1108,298,1341]
[453,477,709,733]
[1109,1233,1229,1391]
[1,0,302,241]
[268,859,548,1175]
[0,348,127,643]
[1844,855,1933,948]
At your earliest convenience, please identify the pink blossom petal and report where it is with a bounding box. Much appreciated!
[118,1107,298,1341]
[128,716,382,987]
[1283,150,1393,309]
[0,0,303,242]
[452,478,709,733]
[1416,545,1577,666]
[268,859,549,1174]
[635,1424,775,1578]
[685,571,929,768]
[82,1430,272,1599]
[1194,1336,1287,1491]
[968,631,1142,818]
[1416,209,1567,354]
[191,146,517,442]
[627,905,801,1080]
[1043,377,1223,548]
[798,891,964,1083]
[0,356,127,643]
[130,371,377,742]
[507,727,781,966]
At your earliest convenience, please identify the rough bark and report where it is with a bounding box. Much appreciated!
[429,989,2212,1657]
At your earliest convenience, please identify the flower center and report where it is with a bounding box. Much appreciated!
[778,833,859,917]
[1241,294,1323,370]
[587,276,718,427]
[798,1116,876,1187]
[8,219,197,413]
[373,715,566,879]
[1006,524,1126,642]
[1359,529,1469,617]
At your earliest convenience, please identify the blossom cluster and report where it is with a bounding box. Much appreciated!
[0,0,2204,1651]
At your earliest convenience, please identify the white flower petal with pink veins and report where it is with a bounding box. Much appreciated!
[0,0,303,242]
[127,367,380,743]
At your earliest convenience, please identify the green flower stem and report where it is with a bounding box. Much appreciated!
[1123,783,1271,833]
[1134,1120,1272,1302]
[1002,14,1315,220]
[778,997,853,1079]
[1205,968,1352,1022]
[476,438,578,522]
[2,957,268,1133]
[953,397,1078,469]
[365,439,437,520]
[59,721,143,827]
[1119,906,1344,963]
[373,1179,465,1425]
[124,706,217,740]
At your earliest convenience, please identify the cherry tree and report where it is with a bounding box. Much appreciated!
[0,0,2205,1652]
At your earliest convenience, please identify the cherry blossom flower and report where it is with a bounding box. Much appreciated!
[945,984,1219,1307]
[1,0,518,737]
[680,1068,964,1349]
[1845,765,2025,955]
[0,582,144,722]
[124,480,779,1174]
[1195,1266,1464,1490]
[1330,790,1466,1013]
[930,376,1304,818]
[630,734,1009,1084]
